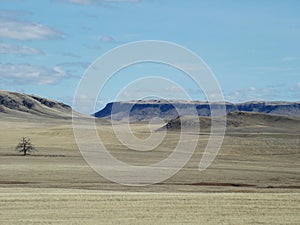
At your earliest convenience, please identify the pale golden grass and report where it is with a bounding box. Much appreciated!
[0,116,299,224]
[0,188,299,225]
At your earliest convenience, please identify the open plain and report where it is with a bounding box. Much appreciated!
[0,110,299,224]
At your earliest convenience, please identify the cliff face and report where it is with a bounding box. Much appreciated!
[0,90,72,118]
[94,100,300,121]
[236,102,300,116]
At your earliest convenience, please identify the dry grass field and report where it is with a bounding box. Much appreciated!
[0,114,299,224]
[0,188,299,225]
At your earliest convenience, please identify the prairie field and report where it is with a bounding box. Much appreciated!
[0,188,299,225]
[2,0,300,223]
[0,115,299,224]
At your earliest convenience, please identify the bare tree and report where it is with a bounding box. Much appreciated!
[15,137,36,156]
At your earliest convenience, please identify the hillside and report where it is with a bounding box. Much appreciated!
[1,90,300,129]
[94,100,300,121]
[0,90,72,119]
[163,111,300,133]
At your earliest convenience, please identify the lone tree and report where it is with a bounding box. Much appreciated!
[15,137,36,156]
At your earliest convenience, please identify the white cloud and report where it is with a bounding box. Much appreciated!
[0,42,43,55]
[0,63,69,85]
[225,86,280,103]
[0,17,63,40]
[248,86,256,91]
[99,35,116,43]
[227,83,300,102]
[58,61,90,69]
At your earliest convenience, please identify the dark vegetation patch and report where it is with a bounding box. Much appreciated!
[187,182,257,187]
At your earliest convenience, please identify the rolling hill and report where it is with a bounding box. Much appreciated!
[162,111,300,133]
[0,90,72,119]
[1,90,299,133]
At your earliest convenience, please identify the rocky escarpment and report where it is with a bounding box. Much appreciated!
[94,100,300,121]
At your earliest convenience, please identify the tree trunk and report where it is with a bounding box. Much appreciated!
[23,146,26,156]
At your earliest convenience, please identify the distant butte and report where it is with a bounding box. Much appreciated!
[94,100,300,121]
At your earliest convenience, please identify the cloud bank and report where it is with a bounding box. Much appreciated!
[0,11,63,40]
[0,42,43,55]
[0,63,69,85]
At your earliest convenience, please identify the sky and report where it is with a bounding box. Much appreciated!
[0,0,299,113]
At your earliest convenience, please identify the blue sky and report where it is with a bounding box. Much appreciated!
[0,0,299,113]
